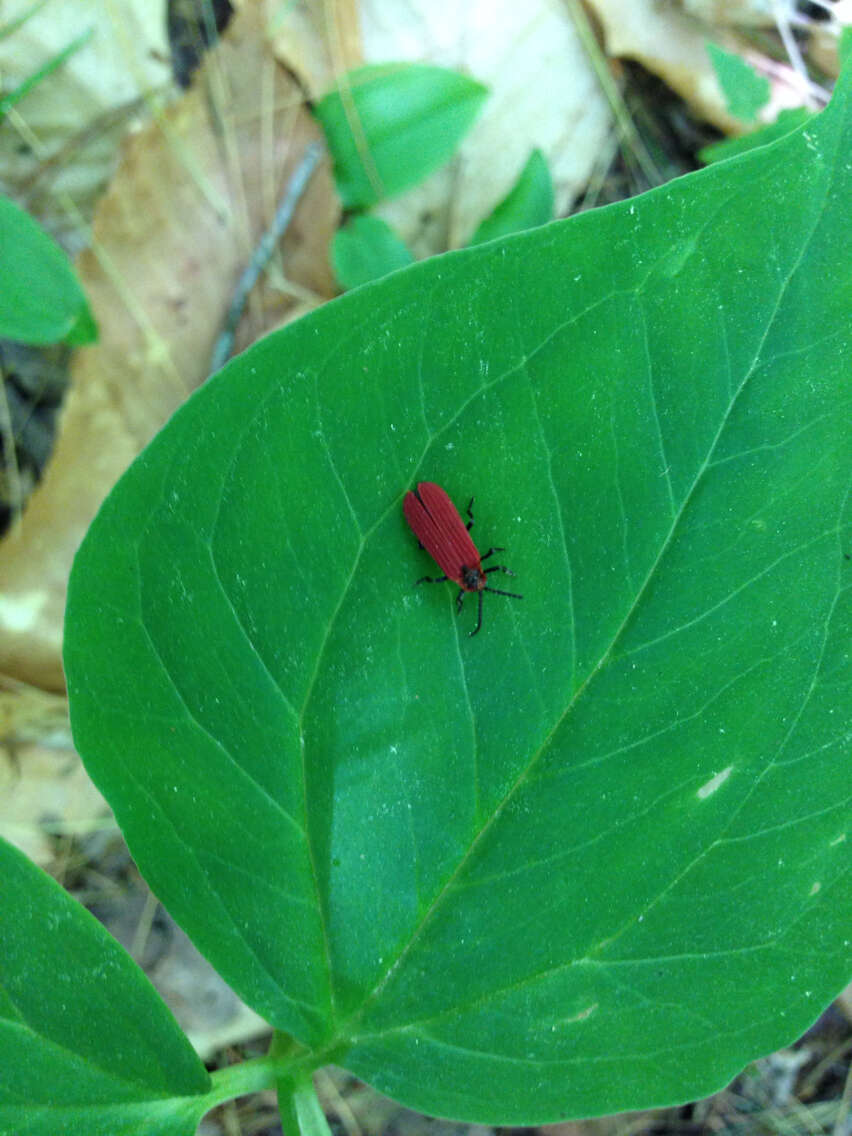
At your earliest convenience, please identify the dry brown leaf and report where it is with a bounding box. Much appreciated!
[265,0,363,96]
[0,0,338,691]
[93,882,271,1061]
[0,0,171,241]
[0,743,110,866]
[681,0,777,27]
[0,679,110,864]
[355,0,613,254]
[149,924,271,1060]
[274,0,616,249]
[808,2,851,78]
[586,0,804,133]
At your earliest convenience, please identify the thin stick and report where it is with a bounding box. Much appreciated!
[0,360,23,536]
[772,0,818,108]
[562,0,663,188]
[210,140,324,373]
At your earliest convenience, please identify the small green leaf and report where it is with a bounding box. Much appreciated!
[64,300,100,345]
[314,63,488,208]
[469,148,554,245]
[0,196,97,345]
[706,42,771,124]
[65,64,852,1123]
[700,107,813,164]
[0,836,211,1136]
[332,215,413,290]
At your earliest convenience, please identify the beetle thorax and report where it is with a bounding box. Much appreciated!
[461,564,486,592]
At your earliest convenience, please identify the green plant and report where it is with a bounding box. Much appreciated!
[314,62,488,209]
[331,214,413,291]
[0,8,97,347]
[0,195,97,345]
[318,65,554,290]
[706,42,771,124]
[467,147,553,245]
[3,51,851,1136]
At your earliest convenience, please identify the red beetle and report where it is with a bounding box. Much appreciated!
[403,481,522,636]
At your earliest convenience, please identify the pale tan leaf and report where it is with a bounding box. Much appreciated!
[265,0,363,96]
[0,0,171,239]
[680,0,777,27]
[586,0,809,133]
[0,679,108,865]
[0,0,337,690]
[357,0,613,254]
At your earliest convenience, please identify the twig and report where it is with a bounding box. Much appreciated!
[210,140,324,374]
[773,0,820,108]
[563,0,663,189]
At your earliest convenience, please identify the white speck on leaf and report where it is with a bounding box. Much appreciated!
[697,766,732,799]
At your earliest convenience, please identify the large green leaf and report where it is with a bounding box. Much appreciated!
[0,837,210,1136]
[0,196,97,345]
[64,65,852,1124]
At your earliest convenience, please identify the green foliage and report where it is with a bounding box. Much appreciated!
[331,149,554,290]
[700,106,813,164]
[0,836,211,1135]
[0,196,97,345]
[469,148,554,245]
[12,55,850,1135]
[706,42,771,123]
[313,63,488,208]
[332,215,413,290]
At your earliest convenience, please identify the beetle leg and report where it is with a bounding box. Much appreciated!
[416,574,448,585]
[455,589,465,614]
[479,546,505,562]
[484,563,516,577]
[484,586,523,600]
[468,590,484,636]
[465,497,475,531]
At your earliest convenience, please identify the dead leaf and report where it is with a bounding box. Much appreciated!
[0,0,171,241]
[348,0,614,254]
[585,0,806,134]
[149,922,271,1060]
[808,2,851,79]
[0,677,110,865]
[266,0,363,96]
[680,0,777,27]
[0,0,338,691]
